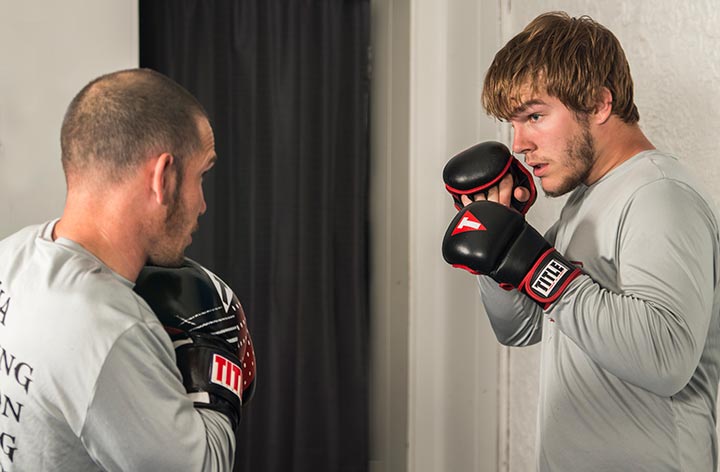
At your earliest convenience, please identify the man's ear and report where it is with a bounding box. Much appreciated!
[149,153,176,205]
[593,87,614,125]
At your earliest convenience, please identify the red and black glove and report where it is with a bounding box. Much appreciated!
[443,141,537,214]
[134,258,256,430]
[442,201,580,309]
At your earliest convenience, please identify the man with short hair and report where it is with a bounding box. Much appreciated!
[0,68,237,471]
[443,12,720,471]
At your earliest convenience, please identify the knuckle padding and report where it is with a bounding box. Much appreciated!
[443,141,511,194]
[442,201,528,274]
[443,141,537,213]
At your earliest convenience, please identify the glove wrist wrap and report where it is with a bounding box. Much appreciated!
[518,248,581,309]
[174,333,243,430]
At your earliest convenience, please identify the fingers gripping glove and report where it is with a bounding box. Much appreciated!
[443,141,537,214]
[134,258,257,429]
[441,201,581,309]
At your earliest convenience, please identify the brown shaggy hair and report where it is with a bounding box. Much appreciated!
[482,12,639,124]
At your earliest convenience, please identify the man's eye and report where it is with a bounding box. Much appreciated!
[529,113,541,122]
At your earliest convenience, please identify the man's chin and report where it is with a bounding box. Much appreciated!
[147,252,186,268]
[540,176,579,198]
[540,182,562,198]
[542,187,565,198]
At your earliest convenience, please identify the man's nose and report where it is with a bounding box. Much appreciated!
[512,126,531,155]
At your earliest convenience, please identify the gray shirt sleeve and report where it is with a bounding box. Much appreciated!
[474,219,564,346]
[80,323,236,471]
[476,276,544,346]
[548,180,717,396]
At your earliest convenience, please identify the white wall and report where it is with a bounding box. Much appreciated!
[0,1,138,238]
[408,0,502,470]
[370,1,501,471]
[369,1,411,471]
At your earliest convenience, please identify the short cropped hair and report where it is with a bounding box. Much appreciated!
[61,68,208,182]
[482,12,639,124]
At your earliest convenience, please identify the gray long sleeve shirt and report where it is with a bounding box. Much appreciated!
[478,150,720,471]
[0,221,235,471]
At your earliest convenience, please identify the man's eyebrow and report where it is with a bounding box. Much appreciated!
[511,99,547,117]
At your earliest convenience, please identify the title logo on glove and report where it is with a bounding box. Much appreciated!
[531,258,569,298]
[211,353,242,399]
[451,211,487,236]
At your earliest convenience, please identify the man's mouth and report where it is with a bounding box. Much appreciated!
[528,163,548,177]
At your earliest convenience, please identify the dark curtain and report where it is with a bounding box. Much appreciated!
[139,2,370,471]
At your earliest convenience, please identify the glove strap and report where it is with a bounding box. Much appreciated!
[174,333,243,430]
[519,248,581,309]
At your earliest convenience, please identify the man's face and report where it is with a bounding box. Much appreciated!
[508,91,596,197]
[149,117,216,266]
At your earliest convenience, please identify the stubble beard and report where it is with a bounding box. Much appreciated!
[544,120,596,198]
[147,176,192,267]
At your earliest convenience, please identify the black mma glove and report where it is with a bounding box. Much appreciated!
[443,141,537,214]
[134,258,256,430]
[442,201,581,309]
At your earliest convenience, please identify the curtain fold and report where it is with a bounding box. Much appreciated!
[140,2,370,471]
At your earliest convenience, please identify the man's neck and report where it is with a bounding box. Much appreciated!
[54,189,148,282]
[587,120,655,185]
